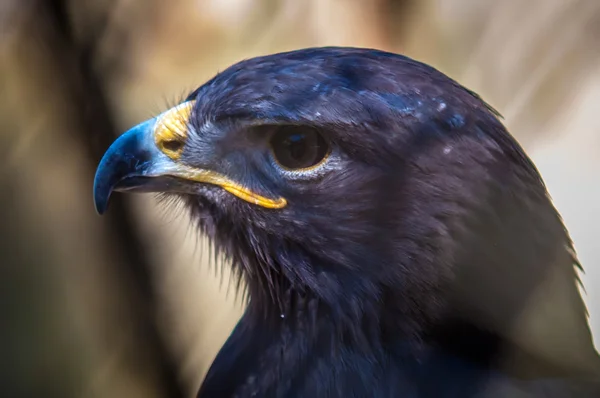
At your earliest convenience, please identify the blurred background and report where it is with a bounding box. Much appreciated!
[1,0,599,397]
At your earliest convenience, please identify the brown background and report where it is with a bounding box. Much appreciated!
[1,0,599,397]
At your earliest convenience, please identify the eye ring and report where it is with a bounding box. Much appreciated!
[269,126,331,172]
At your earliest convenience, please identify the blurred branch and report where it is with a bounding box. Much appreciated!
[35,0,186,396]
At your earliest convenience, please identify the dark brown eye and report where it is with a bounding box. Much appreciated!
[270,126,330,170]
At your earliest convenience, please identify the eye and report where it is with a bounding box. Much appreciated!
[270,126,330,170]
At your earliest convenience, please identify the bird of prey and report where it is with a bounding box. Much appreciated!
[93,47,600,397]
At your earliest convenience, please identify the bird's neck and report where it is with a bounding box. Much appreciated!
[248,285,387,346]
[242,280,578,378]
[199,286,409,397]
[199,286,514,398]
[245,275,410,350]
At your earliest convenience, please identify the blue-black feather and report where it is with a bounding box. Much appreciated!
[167,47,600,397]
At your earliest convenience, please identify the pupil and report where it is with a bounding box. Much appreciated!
[270,126,329,170]
[288,135,307,162]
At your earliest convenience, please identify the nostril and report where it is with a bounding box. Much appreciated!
[162,139,183,152]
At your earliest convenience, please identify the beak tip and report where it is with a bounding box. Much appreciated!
[92,122,151,216]
[93,182,111,215]
[94,200,108,215]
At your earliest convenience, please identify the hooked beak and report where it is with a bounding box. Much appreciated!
[93,101,287,214]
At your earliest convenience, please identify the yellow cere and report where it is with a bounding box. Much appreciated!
[154,100,196,160]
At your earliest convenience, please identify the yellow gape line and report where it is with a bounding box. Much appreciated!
[223,185,287,209]
[174,165,288,209]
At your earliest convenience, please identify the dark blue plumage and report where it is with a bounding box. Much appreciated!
[93,47,600,397]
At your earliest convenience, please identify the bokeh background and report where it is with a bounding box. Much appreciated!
[1,0,599,397]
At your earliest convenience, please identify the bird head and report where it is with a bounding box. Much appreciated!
[94,48,599,375]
